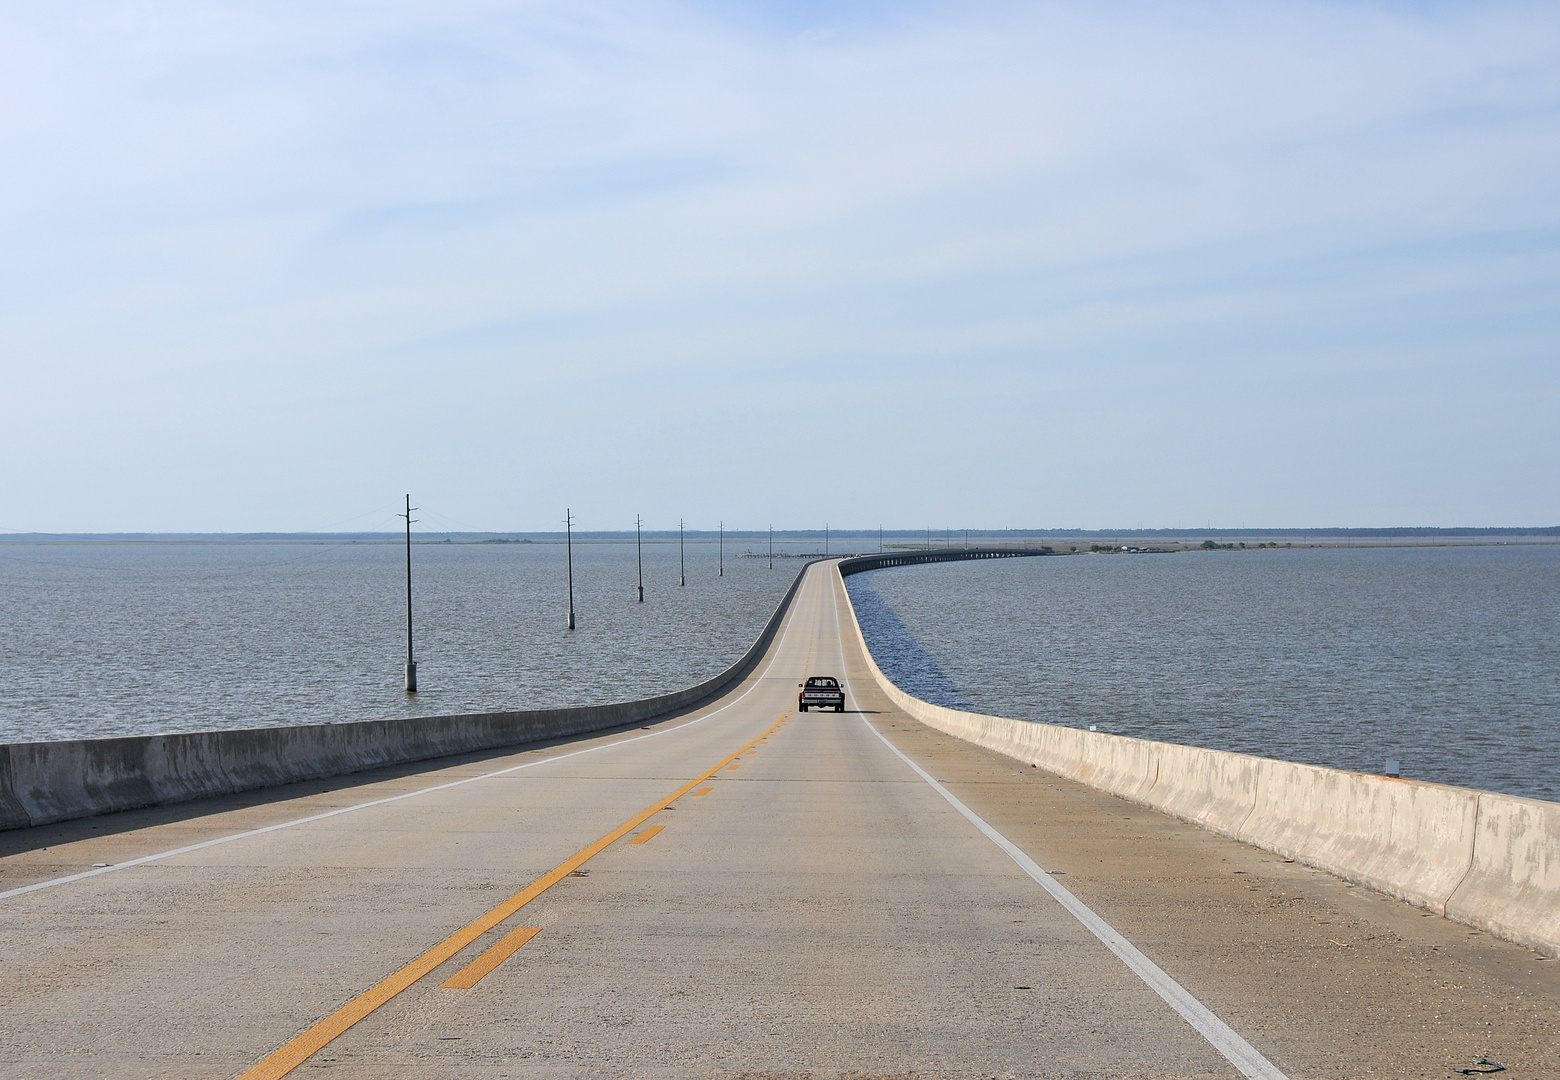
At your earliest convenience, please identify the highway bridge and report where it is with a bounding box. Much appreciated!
[1,559,1556,1078]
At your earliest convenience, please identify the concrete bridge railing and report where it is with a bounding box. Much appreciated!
[836,560,1560,958]
[0,563,814,832]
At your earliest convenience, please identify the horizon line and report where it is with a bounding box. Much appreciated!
[3,526,1557,542]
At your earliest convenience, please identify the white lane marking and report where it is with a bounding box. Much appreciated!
[826,570,1288,1080]
[0,583,811,904]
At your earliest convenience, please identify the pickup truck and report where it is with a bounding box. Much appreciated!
[797,675,845,712]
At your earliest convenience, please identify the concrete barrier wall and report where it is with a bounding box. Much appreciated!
[0,563,813,832]
[836,559,1560,957]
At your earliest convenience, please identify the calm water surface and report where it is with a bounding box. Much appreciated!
[847,545,1560,803]
[0,540,798,742]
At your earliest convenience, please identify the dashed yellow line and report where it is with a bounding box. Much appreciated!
[236,712,788,1080]
[440,927,542,990]
[627,825,665,846]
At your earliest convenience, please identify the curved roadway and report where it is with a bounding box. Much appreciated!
[1,561,1556,1078]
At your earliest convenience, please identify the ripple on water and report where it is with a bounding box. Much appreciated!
[0,540,799,742]
[845,545,1560,804]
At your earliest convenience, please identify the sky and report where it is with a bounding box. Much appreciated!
[2,1,1557,533]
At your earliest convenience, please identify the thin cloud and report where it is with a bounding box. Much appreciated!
[1,1,1557,529]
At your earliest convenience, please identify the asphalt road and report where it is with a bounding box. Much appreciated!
[1,561,1555,1079]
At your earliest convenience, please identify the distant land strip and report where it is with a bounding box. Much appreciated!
[1,526,1557,543]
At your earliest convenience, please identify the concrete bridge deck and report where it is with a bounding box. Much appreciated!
[1,562,1556,1078]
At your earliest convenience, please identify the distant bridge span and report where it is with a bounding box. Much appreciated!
[837,545,1052,575]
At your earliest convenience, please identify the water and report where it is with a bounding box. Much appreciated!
[846,545,1560,804]
[0,540,798,743]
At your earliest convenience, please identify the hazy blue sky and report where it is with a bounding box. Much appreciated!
[2,1,1557,532]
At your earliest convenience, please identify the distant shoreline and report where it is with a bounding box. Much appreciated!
[2,526,1557,545]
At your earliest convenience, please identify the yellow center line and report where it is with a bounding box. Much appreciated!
[692,787,713,797]
[626,824,665,846]
[237,711,789,1080]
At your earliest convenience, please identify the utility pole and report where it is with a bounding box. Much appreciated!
[719,521,724,577]
[401,494,418,692]
[768,524,773,569]
[679,519,686,586]
[825,523,829,557]
[879,525,883,553]
[565,508,576,631]
[636,514,644,602]
[964,528,969,549]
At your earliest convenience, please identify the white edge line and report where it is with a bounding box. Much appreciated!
[1,587,804,904]
[829,567,1288,1080]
